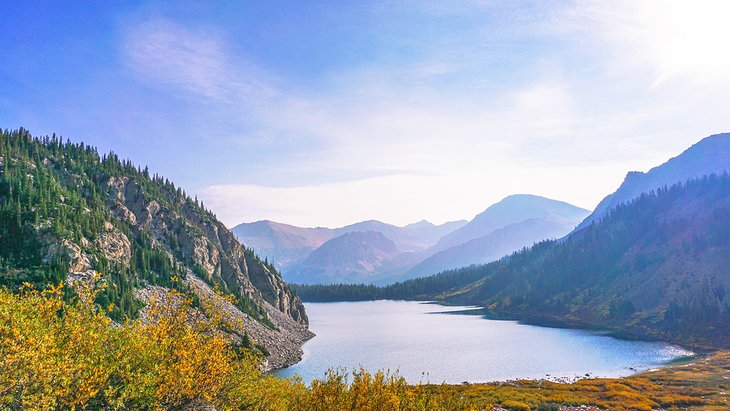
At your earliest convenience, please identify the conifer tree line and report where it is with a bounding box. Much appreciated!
[294,174,730,347]
[0,128,272,322]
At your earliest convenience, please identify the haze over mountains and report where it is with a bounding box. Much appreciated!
[233,195,589,284]
[233,134,730,287]
[294,132,730,348]
[290,231,401,284]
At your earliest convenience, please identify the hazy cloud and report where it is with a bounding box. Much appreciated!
[123,18,273,103]
[120,3,730,227]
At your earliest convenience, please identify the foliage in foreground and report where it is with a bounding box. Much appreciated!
[0,279,474,410]
[1,278,728,410]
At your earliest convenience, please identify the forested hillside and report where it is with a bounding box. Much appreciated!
[295,174,730,349]
[0,128,311,367]
[575,132,730,231]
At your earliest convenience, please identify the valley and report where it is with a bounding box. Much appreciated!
[4,1,730,409]
[2,129,730,410]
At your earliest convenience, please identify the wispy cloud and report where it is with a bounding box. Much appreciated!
[122,18,273,103]
[118,2,730,227]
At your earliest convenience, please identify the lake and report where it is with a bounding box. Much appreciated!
[275,300,693,384]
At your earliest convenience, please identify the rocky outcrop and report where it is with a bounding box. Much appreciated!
[1,129,312,370]
[133,276,313,371]
[43,239,93,275]
[100,175,310,366]
[94,224,132,266]
[185,276,313,370]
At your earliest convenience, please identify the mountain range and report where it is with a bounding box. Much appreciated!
[233,196,589,285]
[404,195,589,279]
[294,132,730,349]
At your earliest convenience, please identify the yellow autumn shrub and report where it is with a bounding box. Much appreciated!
[0,278,477,410]
[501,399,531,410]
[0,277,281,410]
[306,368,476,411]
[0,281,115,410]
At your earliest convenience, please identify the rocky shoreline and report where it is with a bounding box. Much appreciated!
[186,276,314,371]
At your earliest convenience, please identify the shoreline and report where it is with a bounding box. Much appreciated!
[272,299,699,383]
[301,297,719,353]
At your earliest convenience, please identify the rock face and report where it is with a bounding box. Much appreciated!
[2,129,311,368]
[103,176,309,327]
[184,277,313,370]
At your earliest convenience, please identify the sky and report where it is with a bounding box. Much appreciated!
[1,1,729,228]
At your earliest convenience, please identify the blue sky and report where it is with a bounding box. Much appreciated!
[2,1,729,227]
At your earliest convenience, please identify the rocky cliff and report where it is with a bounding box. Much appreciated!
[0,128,312,369]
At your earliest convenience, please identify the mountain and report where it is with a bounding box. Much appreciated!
[433,194,590,252]
[438,174,730,348]
[231,220,333,270]
[300,173,730,348]
[235,196,587,285]
[334,219,467,252]
[575,132,730,231]
[0,128,312,369]
[287,231,401,284]
[392,195,588,280]
[231,218,467,273]
[406,217,580,278]
[403,219,469,247]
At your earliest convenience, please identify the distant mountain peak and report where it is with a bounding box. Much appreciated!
[405,219,434,229]
[575,132,730,231]
[288,230,401,284]
[434,194,589,252]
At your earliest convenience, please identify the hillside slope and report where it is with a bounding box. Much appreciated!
[0,128,312,369]
[440,175,730,348]
[406,217,579,278]
[575,132,730,231]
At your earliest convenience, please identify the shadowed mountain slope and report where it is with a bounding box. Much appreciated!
[575,132,730,231]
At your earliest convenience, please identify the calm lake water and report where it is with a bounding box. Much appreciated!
[275,300,693,384]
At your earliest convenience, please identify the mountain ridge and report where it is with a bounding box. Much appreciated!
[231,217,467,272]
[435,194,589,252]
[0,128,312,369]
[575,132,730,231]
[288,230,401,284]
[293,173,730,349]
[235,195,588,284]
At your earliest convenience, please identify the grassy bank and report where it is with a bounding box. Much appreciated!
[447,351,729,410]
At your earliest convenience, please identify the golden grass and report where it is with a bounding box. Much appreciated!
[442,351,730,410]
[2,278,728,410]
